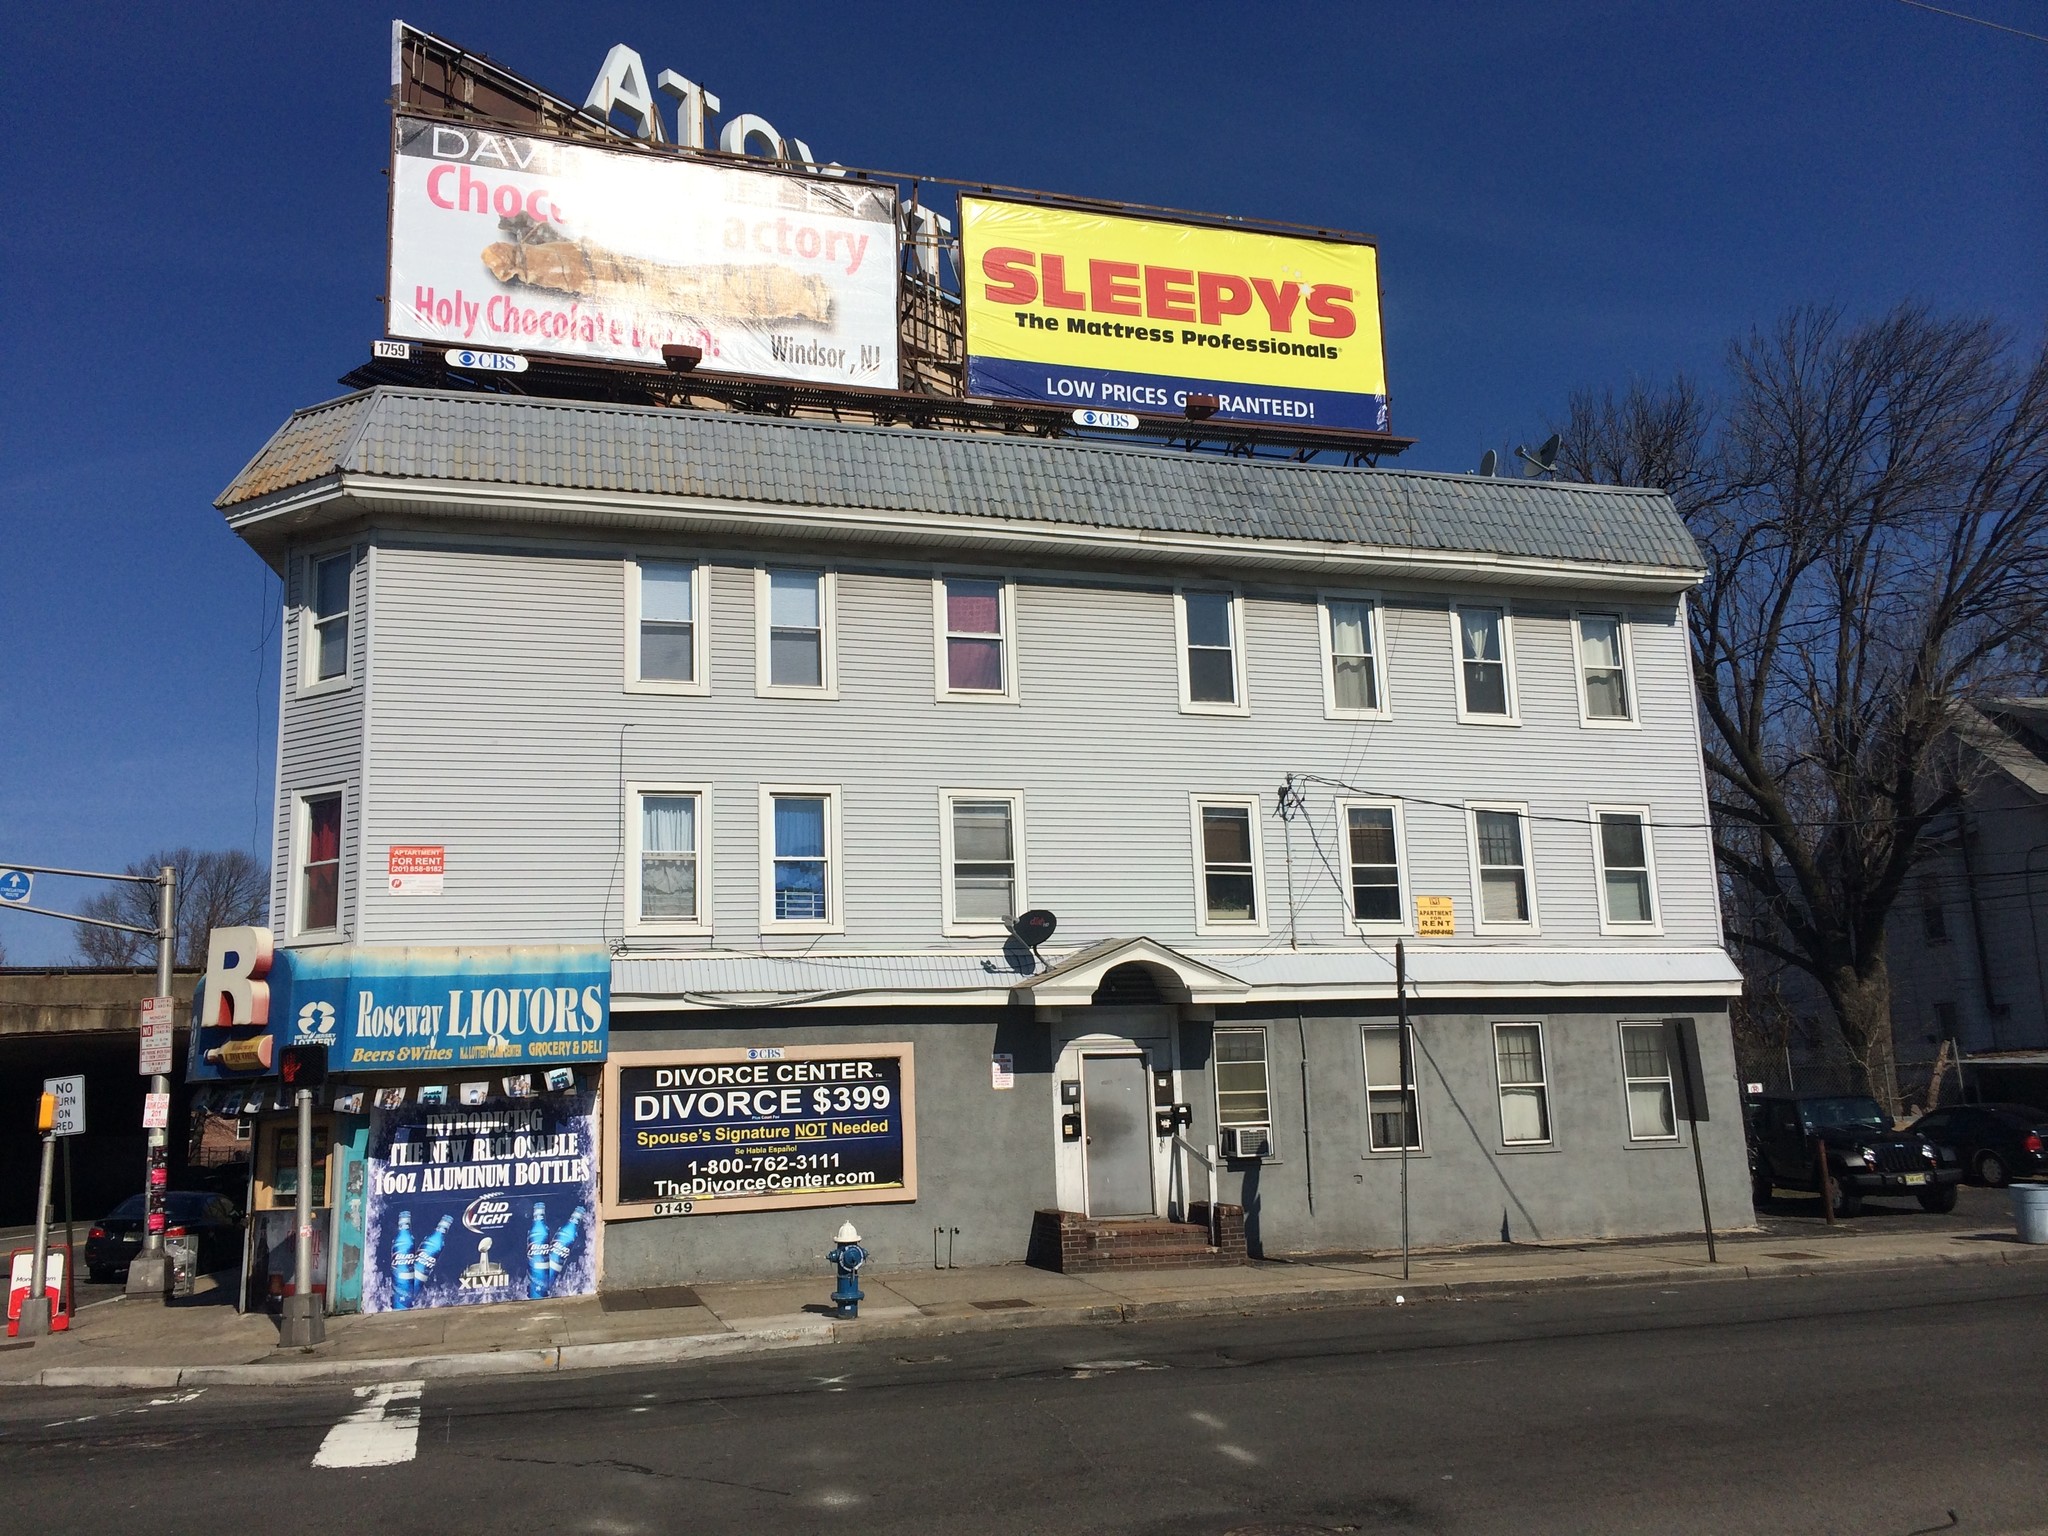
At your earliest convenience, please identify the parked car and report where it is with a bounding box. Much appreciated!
[1908,1103,2048,1187]
[1746,1093,1962,1216]
[84,1192,244,1282]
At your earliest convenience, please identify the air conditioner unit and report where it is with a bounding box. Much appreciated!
[1226,1124,1271,1160]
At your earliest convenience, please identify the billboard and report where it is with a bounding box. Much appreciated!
[388,115,899,386]
[189,933,610,1081]
[362,1089,598,1312]
[605,1045,916,1218]
[960,197,1388,432]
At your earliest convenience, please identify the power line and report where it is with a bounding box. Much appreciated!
[1892,0,2048,45]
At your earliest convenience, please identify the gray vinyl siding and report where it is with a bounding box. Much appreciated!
[351,530,1721,961]
[271,541,367,941]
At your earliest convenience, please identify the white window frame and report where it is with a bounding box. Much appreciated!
[288,784,347,942]
[1361,1024,1423,1153]
[298,549,354,694]
[1318,591,1391,720]
[1336,797,1412,934]
[1173,586,1251,717]
[930,575,1020,704]
[1588,803,1662,935]
[1212,1025,1273,1135]
[938,788,1026,937]
[758,784,844,934]
[1465,801,1541,934]
[1448,602,1520,725]
[626,782,712,936]
[1571,610,1638,729]
[1618,1021,1681,1143]
[623,557,711,696]
[1492,1020,1553,1148]
[1189,794,1268,935]
[754,567,839,699]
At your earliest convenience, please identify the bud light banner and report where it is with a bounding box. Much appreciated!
[188,938,610,1081]
[604,1044,918,1219]
[363,1090,597,1312]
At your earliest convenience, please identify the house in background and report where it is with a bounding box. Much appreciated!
[1889,700,2048,1108]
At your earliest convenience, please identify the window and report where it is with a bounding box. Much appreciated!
[630,558,706,690]
[1921,899,1949,943]
[306,552,351,686]
[1214,1028,1271,1130]
[1592,808,1657,929]
[1361,1026,1420,1151]
[1451,604,1515,721]
[294,790,343,937]
[1494,1023,1551,1145]
[761,787,841,930]
[1469,805,1536,928]
[1575,614,1634,724]
[1320,595,1386,717]
[1344,803,1406,926]
[1176,589,1247,713]
[1620,1023,1678,1140]
[1193,798,1263,930]
[756,569,836,696]
[630,786,706,930]
[942,791,1022,933]
[935,577,1016,700]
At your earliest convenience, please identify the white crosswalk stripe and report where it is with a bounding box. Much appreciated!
[312,1380,424,1469]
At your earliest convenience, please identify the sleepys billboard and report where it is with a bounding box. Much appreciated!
[960,196,1389,433]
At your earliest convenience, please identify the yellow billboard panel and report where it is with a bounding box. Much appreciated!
[960,197,1388,432]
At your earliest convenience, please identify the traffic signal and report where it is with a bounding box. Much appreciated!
[279,1043,328,1089]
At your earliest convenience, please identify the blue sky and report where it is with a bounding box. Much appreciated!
[1,1,2042,963]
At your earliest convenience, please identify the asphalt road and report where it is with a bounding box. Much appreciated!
[4,1264,2044,1535]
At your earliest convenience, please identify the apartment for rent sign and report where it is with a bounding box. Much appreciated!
[961,197,1389,432]
[605,1044,917,1217]
[388,116,899,385]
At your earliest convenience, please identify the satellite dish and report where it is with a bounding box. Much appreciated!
[1515,433,1562,476]
[1478,448,1499,477]
[1008,909,1058,950]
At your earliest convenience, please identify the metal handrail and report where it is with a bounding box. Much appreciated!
[1170,1135,1220,1246]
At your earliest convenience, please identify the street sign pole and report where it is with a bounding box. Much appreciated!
[19,1127,57,1336]
[126,865,177,1299]
[279,1086,325,1346]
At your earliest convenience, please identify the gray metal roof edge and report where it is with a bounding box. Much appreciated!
[213,391,374,510]
[221,384,1690,512]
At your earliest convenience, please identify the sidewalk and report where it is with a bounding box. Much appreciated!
[7,1220,2044,1390]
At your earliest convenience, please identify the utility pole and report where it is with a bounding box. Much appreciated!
[126,865,178,1298]
[1396,938,1411,1284]
[278,1084,324,1346]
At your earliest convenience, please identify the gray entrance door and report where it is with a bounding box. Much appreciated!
[1082,1054,1155,1217]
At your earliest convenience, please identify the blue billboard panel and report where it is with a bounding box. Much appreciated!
[188,943,610,1081]
[362,1089,598,1312]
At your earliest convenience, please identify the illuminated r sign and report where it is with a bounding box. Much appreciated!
[202,926,274,1028]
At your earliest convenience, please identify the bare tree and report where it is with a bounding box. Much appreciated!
[74,849,270,968]
[1554,305,2048,1111]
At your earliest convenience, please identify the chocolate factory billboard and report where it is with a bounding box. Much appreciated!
[387,115,899,386]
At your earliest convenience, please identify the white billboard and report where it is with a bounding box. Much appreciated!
[388,116,898,387]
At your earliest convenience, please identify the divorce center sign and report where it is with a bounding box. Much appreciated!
[604,1045,916,1218]
[960,197,1389,432]
[388,116,898,386]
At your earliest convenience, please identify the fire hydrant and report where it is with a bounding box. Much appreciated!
[828,1221,867,1319]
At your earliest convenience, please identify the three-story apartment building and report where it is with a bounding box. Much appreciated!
[218,386,1746,1287]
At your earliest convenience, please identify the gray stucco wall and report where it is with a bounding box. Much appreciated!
[596,998,1746,1286]
[1186,999,1749,1257]
[600,1007,1057,1287]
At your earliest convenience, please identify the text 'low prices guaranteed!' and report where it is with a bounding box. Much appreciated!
[614,1046,914,1216]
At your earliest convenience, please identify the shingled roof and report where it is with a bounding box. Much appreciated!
[219,387,1703,576]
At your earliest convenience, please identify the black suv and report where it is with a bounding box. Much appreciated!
[1747,1093,1962,1216]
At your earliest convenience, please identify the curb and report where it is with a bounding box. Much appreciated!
[14,1241,2046,1389]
